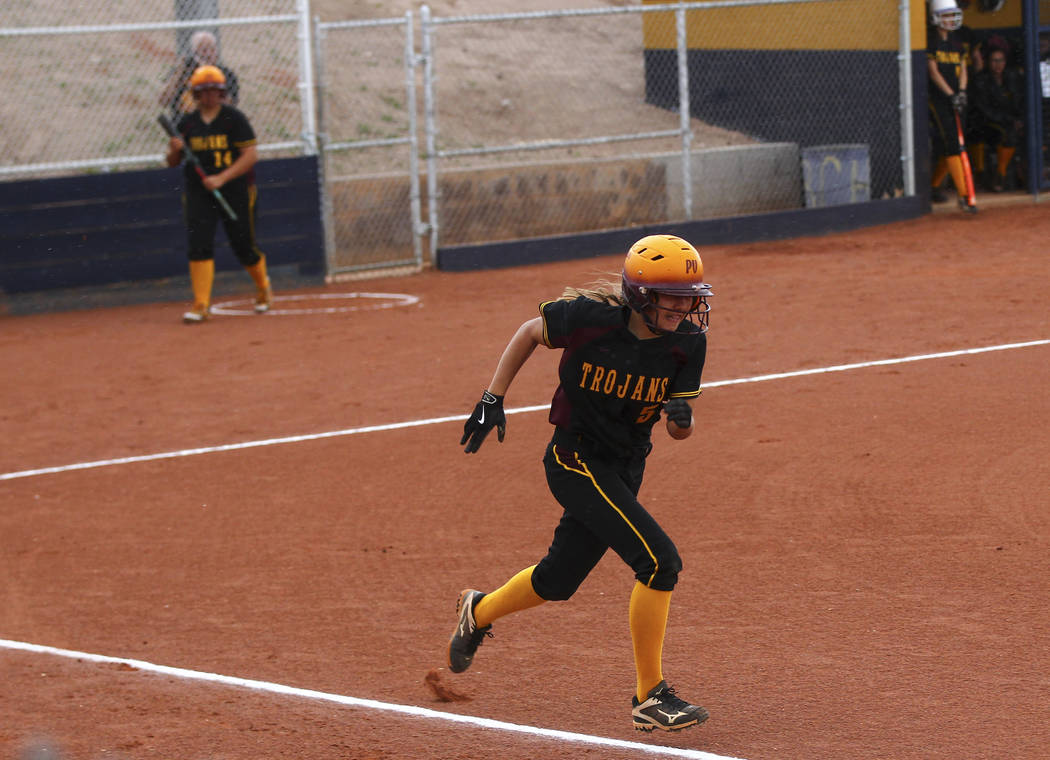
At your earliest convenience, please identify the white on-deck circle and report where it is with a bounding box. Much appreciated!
[211,292,420,316]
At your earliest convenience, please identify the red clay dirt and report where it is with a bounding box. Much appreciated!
[2,200,1049,760]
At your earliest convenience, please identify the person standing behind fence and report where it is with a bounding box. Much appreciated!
[968,41,1024,192]
[927,0,978,213]
[159,30,240,122]
[164,65,271,324]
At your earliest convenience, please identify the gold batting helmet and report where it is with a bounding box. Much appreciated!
[621,234,712,333]
[189,65,227,91]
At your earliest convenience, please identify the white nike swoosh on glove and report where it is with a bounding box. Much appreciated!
[478,408,485,424]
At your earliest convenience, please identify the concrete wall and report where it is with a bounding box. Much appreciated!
[659,143,802,219]
[327,143,805,267]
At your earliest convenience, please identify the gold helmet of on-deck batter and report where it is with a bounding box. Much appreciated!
[190,65,227,92]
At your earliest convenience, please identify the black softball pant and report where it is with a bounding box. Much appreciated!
[929,97,963,157]
[183,181,263,266]
[531,432,682,601]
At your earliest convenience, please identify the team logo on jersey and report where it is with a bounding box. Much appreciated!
[189,134,230,151]
[578,361,669,402]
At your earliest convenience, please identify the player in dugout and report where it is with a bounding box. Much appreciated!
[927,0,978,213]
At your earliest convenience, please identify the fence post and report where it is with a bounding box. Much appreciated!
[174,0,219,57]
[421,5,440,263]
[676,4,693,219]
[898,0,914,196]
[404,10,424,267]
[313,15,337,277]
[297,0,317,154]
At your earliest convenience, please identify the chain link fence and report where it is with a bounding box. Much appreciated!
[2,0,913,275]
[314,14,423,275]
[420,4,704,253]
[0,0,312,179]
[421,0,908,253]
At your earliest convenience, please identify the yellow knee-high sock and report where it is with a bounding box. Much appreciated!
[931,157,949,188]
[946,155,968,198]
[245,253,270,294]
[996,146,1016,178]
[189,259,214,308]
[473,565,545,628]
[630,582,672,701]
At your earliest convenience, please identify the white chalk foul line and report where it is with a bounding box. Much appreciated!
[2,338,1046,483]
[0,638,742,760]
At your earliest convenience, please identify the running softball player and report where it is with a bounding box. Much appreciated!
[165,65,272,323]
[450,234,712,732]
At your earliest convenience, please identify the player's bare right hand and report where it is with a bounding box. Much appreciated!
[461,390,506,453]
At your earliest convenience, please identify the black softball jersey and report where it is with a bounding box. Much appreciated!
[539,296,706,460]
[176,104,257,189]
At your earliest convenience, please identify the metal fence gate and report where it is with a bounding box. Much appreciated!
[313,14,423,276]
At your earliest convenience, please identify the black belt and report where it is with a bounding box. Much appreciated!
[550,427,651,464]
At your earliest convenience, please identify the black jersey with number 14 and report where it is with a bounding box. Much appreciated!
[176,104,257,188]
[540,296,706,457]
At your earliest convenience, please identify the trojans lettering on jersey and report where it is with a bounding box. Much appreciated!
[189,134,229,151]
[579,362,669,402]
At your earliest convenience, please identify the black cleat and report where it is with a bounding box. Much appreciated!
[447,589,492,673]
[632,680,709,732]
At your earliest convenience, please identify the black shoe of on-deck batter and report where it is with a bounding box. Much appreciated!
[447,589,492,673]
[632,680,708,732]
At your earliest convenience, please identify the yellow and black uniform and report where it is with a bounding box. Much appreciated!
[449,234,712,730]
[534,296,706,599]
[928,26,967,158]
[176,104,262,268]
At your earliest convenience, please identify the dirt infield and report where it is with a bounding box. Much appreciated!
[2,201,1049,760]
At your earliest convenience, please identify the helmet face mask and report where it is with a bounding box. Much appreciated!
[930,0,963,30]
[621,234,712,334]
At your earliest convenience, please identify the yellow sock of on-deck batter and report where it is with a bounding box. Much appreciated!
[473,565,545,628]
[245,253,270,293]
[630,581,672,701]
[189,259,215,308]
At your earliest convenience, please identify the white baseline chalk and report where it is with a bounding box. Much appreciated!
[0,638,742,760]
[2,338,1046,482]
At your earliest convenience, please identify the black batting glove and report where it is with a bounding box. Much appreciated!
[663,398,693,428]
[460,390,506,453]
